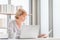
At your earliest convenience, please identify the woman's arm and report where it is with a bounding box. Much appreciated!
[7,21,14,39]
[38,34,48,38]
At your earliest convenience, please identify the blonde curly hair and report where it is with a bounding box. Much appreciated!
[15,9,27,19]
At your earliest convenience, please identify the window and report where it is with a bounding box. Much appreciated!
[0,0,8,38]
[0,14,7,28]
[0,0,8,4]
[0,0,8,28]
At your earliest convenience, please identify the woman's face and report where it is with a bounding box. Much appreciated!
[18,15,26,22]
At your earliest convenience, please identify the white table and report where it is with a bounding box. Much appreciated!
[0,38,60,40]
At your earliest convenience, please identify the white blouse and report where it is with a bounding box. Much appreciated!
[8,20,23,39]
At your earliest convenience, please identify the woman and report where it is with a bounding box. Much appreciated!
[8,8,27,39]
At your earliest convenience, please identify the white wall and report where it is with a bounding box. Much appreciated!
[53,0,60,38]
[41,0,49,35]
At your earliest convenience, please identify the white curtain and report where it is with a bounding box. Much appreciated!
[53,0,60,38]
[41,0,49,35]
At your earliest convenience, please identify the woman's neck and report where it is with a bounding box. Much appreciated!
[15,19,23,28]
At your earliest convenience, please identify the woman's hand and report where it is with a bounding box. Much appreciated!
[38,34,48,38]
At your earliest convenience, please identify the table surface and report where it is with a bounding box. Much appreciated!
[0,38,60,40]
